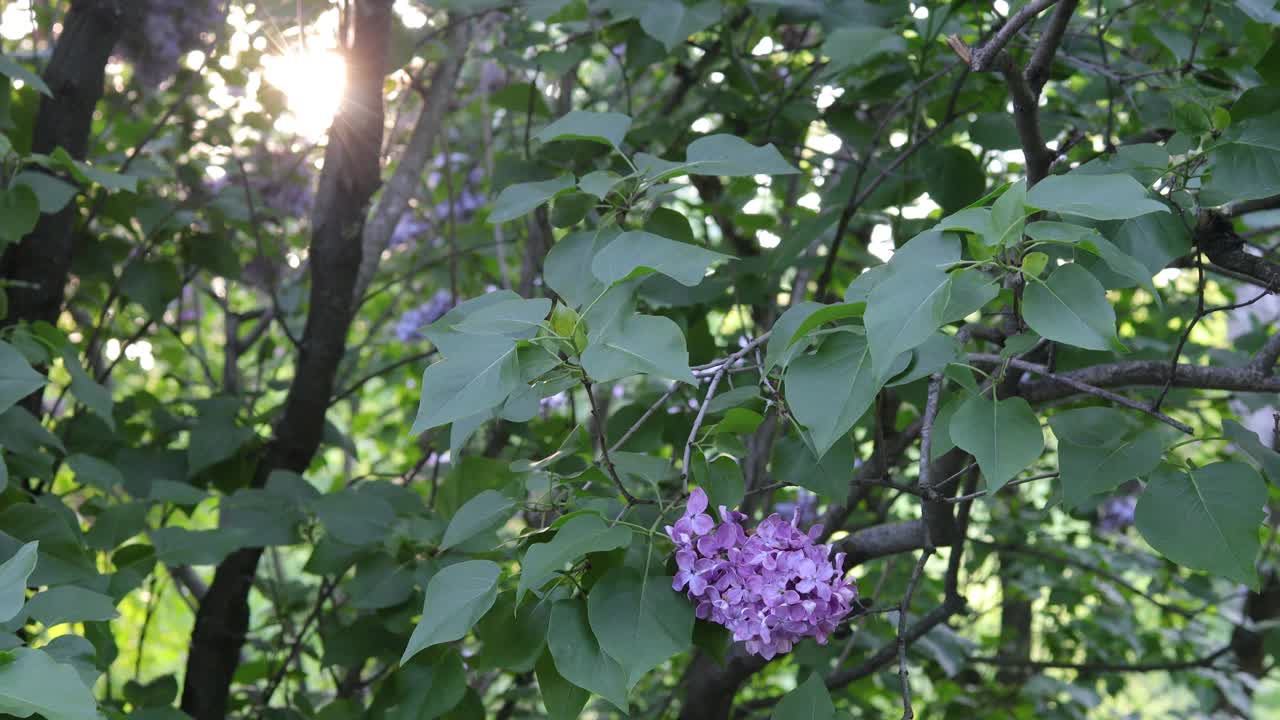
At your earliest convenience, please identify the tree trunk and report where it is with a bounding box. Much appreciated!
[179,3,394,718]
[1,0,133,339]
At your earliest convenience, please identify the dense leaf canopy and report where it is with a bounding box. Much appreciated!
[1,1,1280,719]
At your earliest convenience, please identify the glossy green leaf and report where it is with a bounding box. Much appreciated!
[989,179,1028,247]
[543,228,615,308]
[1136,462,1266,588]
[473,591,550,672]
[865,231,960,376]
[22,585,119,626]
[12,171,76,213]
[765,301,824,370]
[1056,427,1165,508]
[1022,264,1119,351]
[950,394,1045,492]
[61,347,113,430]
[401,560,501,664]
[1200,113,1280,205]
[696,454,745,510]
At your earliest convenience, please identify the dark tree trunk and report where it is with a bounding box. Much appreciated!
[1,0,133,336]
[179,3,394,718]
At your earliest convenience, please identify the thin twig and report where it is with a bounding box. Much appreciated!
[584,379,647,505]
[609,384,678,454]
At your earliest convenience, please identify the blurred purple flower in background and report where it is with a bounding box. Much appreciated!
[667,488,858,659]
[395,290,454,342]
[117,0,226,89]
[773,489,819,528]
[1097,495,1137,534]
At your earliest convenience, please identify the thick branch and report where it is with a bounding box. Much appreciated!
[1025,0,1079,93]
[1019,360,1280,404]
[964,0,1061,72]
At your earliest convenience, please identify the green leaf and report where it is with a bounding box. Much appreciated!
[1200,113,1280,206]
[1223,420,1280,484]
[451,298,551,337]
[1022,264,1119,351]
[61,347,113,430]
[950,394,1045,492]
[865,231,960,376]
[772,673,837,720]
[547,599,630,712]
[120,259,183,319]
[1049,407,1139,447]
[535,650,589,720]
[588,568,694,687]
[377,650,467,720]
[685,134,800,176]
[66,454,124,492]
[149,527,246,566]
[517,514,632,604]
[84,503,149,551]
[822,26,906,72]
[348,553,415,610]
[490,175,575,223]
[578,170,624,199]
[1055,427,1165,508]
[774,434,855,503]
[473,591,550,672]
[989,179,1027,247]
[887,332,962,388]
[0,648,101,720]
[401,560,501,665]
[926,146,986,213]
[695,454,745,510]
[48,148,136,192]
[412,338,522,433]
[0,341,46,414]
[23,585,119,626]
[311,488,398,546]
[544,228,615,308]
[582,312,696,385]
[784,303,867,350]
[0,185,38,246]
[440,490,516,551]
[639,0,721,51]
[765,302,824,370]
[785,332,882,459]
[1135,462,1267,589]
[592,230,730,287]
[1025,173,1169,220]
[1025,221,1160,302]
[187,399,254,477]
[0,56,51,96]
[0,542,37,624]
[12,171,76,213]
[1109,211,1191,276]
[535,110,632,149]
[1075,143,1171,186]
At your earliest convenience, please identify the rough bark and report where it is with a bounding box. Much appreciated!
[1,0,134,336]
[179,3,394,718]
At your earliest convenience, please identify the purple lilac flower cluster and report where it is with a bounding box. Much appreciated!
[667,489,858,659]
[116,0,226,89]
[1097,495,1137,534]
[395,290,454,342]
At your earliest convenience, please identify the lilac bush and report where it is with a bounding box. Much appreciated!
[116,0,226,88]
[667,488,858,659]
[395,290,454,342]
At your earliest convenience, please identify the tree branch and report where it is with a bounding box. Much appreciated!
[961,0,1061,72]
[1018,360,1280,404]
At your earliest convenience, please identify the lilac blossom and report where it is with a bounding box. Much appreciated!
[116,0,226,89]
[667,488,858,659]
[395,291,454,342]
[1097,495,1137,534]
